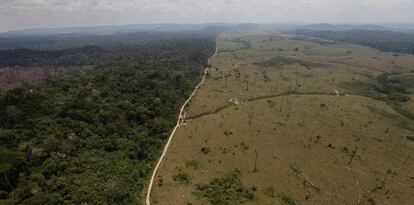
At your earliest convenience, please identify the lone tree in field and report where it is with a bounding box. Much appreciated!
[348,147,359,166]
[244,74,250,91]
[294,48,299,56]
[253,150,259,173]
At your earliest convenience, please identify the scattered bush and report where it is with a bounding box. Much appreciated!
[240,142,249,152]
[201,147,211,154]
[194,170,254,205]
[278,192,297,205]
[157,176,163,187]
[263,186,297,205]
[186,160,201,170]
[173,171,191,185]
[264,186,276,198]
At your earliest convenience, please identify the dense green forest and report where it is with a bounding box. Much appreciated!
[295,29,414,54]
[0,33,216,204]
[0,33,214,68]
[0,30,210,50]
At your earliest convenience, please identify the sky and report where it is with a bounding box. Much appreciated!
[1,0,414,32]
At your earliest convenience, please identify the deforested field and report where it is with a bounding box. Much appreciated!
[150,33,414,205]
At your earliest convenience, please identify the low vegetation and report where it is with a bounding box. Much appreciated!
[193,170,254,205]
[264,186,297,205]
[173,171,191,185]
[255,56,323,68]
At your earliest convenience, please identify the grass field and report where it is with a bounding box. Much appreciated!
[150,33,414,205]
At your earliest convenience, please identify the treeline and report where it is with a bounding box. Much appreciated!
[0,30,219,50]
[0,33,216,204]
[0,36,215,69]
[295,29,414,54]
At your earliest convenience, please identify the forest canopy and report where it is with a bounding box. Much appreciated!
[0,32,216,204]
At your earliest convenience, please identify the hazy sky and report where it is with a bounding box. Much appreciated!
[1,0,413,31]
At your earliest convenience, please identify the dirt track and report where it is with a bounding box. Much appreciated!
[145,46,218,205]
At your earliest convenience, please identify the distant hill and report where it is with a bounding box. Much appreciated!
[300,23,390,31]
[0,23,287,50]
[0,24,225,50]
[0,24,231,38]
[381,23,414,32]
[0,23,301,39]
[294,29,414,54]
[227,23,262,32]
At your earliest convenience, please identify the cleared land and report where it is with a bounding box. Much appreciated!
[0,66,93,90]
[151,34,414,205]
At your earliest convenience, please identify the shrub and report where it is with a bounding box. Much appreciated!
[186,160,201,170]
[200,147,211,154]
[173,171,191,185]
[263,186,297,204]
[194,170,254,205]
[264,186,276,198]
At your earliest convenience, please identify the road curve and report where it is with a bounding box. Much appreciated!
[145,45,218,205]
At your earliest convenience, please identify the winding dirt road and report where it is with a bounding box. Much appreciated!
[145,46,217,205]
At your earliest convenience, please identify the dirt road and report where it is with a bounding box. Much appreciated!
[145,46,217,205]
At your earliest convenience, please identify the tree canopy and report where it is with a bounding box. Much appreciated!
[0,33,216,204]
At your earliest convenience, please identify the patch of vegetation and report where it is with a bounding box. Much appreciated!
[278,192,297,205]
[194,170,254,205]
[264,186,276,198]
[173,171,191,185]
[255,56,323,69]
[375,73,410,102]
[263,186,297,205]
[187,103,232,120]
[224,131,234,136]
[186,160,201,170]
[343,73,413,121]
[157,176,164,187]
[201,147,211,154]
[391,105,414,121]
[240,142,249,152]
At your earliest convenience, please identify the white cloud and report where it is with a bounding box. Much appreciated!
[2,0,412,12]
[1,0,413,31]
[362,0,413,8]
